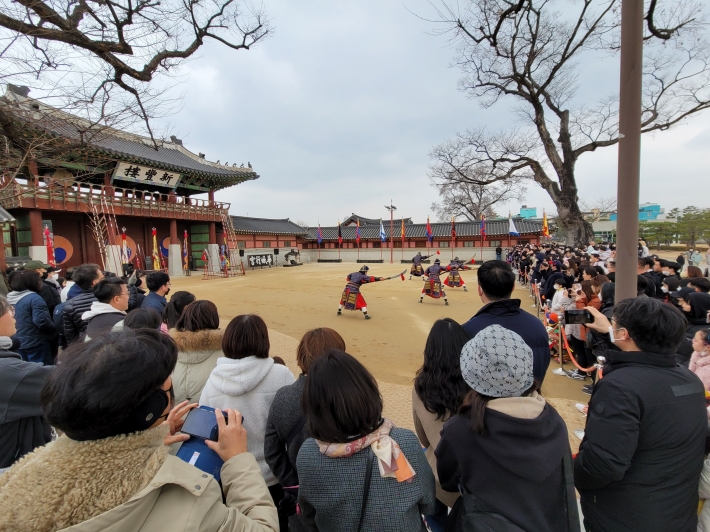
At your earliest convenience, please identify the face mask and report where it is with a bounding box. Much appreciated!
[49,273,58,280]
[662,270,670,276]
[609,326,617,344]
[661,286,669,293]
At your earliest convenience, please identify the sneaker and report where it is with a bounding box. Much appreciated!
[575,403,588,416]
[581,384,594,396]
[464,287,468,292]
[565,370,587,381]
[573,429,585,440]
[364,315,371,320]
[418,299,423,303]
[445,301,449,306]
[337,310,341,316]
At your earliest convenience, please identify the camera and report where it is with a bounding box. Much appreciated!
[564,309,594,325]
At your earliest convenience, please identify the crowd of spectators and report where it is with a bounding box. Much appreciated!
[0,244,709,531]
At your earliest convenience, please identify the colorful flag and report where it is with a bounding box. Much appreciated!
[508,214,520,236]
[151,227,160,270]
[379,219,386,242]
[425,216,433,242]
[451,216,457,241]
[338,222,343,245]
[356,219,361,243]
[183,230,189,270]
[542,210,550,237]
[480,215,487,241]
[43,226,56,267]
[401,216,405,243]
[121,230,128,264]
[317,223,323,244]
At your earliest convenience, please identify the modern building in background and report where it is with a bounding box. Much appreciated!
[519,205,538,219]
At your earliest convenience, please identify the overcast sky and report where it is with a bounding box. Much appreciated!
[159,0,710,226]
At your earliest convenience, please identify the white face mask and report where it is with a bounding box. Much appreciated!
[49,273,58,280]
[609,326,617,344]
[661,286,669,293]
[662,270,670,276]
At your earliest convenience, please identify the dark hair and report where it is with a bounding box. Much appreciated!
[163,291,196,328]
[591,275,610,293]
[667,262,681,273]
[583,266,599,279]
[302,350,382,443]
[613,297,687,354]
[688,277,710,293]
[580,280,594,301]
[600,282,615,304]
[146,272,170,292]
[175,300,220,332]
[73,264,102,290]
[57,277,66,289]
[687,266,703,279]
[223,314,269,359]
[65,267,74,281]
[43,329,177,440]
[297,327,346,374]
[637,275,648,294]
[414,319,470,420]
[9,270,42,293]
[123,308,162,330]
[93,277,127,303]
[460,383,538,435]
[0,296,12,317]
[638,257,654,269]
[477,260,515,300]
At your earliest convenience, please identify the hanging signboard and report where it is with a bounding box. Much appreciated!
[112,161,181,189]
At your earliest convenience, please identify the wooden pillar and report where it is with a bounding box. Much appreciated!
[103,171,114,196]
[208,189,215,204]
[208,222,217,245]
[170,219,179,245]
[29,209,43,246]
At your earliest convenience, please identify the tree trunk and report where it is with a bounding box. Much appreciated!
[553,191,595,247]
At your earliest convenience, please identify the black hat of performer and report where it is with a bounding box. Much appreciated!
[359,265,369,272]
[454,257,460,261]
[434,258,441,265]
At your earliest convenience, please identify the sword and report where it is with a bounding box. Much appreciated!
[380,269,407,281]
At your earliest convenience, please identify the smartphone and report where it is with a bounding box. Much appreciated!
[182,406,229,441]
[564,309,594,325]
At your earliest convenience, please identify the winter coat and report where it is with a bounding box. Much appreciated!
[691,251,703,265]
[436,392,576,532]
[60,280,75,302]
[62,289,97,344]
[82,302,127,341]
[170,328,224,405]
[127,284,145,311]
[0,426,278,532]
[575,350,707,532]
[462,299,551,385]
[411,389,459,508]
[690,351,710,392]
[297,428,436,532]
[0,345,53,470]
[264,374,307,488]
[699,458,710,532]
[200,356,295,486]
[7,290,57,362]
[66,282,82,300]
[141,291,167,315]
[40,279,61,314]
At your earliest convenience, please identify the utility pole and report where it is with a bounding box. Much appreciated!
[385,201,397,264]
[615,0,644,302]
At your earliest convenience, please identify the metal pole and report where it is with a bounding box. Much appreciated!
[615,0,644,302]
[390,207,394,264]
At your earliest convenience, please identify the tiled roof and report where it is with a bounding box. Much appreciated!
[231,216,307,236]
[342,213,413,226]
[2,92,258,189]
[0,206,16,224]
[305,218,542,241]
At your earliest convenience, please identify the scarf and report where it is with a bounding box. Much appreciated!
[316,419,415,482]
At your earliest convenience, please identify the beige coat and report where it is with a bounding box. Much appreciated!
[170,328,224,405]
[0,426,278,532]
[411,388,460,508]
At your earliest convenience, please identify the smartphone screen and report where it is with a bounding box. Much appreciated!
[182,407,224,441]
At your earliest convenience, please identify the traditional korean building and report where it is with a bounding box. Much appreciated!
[0,85,257,274]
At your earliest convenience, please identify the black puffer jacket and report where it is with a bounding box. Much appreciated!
[127,284,145,311]
[61,289,97,344]
[575,350,706,532]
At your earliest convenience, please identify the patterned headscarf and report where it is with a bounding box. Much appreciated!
[460,324,534,398]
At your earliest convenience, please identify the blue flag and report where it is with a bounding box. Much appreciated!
[379,219,386,242]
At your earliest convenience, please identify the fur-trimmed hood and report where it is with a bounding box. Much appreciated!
[0,426,168,532]
[169,329,224,364]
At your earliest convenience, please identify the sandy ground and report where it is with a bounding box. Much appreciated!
[172,263,588,450]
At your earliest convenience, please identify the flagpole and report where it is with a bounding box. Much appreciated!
[508,212,511,249]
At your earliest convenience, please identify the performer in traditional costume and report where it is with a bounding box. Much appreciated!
[410,252,435,279]
[419,259,449,305]
[443,257,472,292]
[337,265,384,319]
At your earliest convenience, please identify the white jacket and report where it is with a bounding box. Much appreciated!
[200,356,295,486]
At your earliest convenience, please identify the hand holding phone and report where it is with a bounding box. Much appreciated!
[205,408,248,462]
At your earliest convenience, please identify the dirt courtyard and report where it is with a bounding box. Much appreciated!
[172,262,588,449]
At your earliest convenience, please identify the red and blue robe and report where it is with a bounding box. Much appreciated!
[422,264,446,299]
[340,272,378,310]
[444,261,471,287]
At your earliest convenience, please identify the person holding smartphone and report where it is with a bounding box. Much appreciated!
[0,329,278,532]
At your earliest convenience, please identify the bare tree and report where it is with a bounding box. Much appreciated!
[580,196,618,221]
[0,0,270,174]
[431,171,525,221]
[427,0,709,246]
